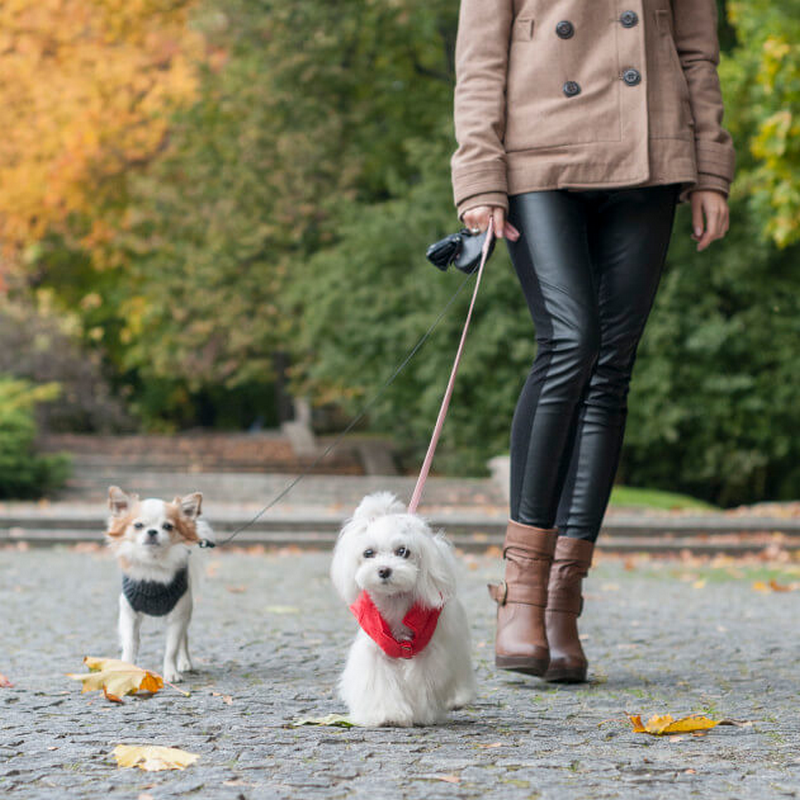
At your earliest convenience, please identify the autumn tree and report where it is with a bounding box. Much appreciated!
[0,0,203,262]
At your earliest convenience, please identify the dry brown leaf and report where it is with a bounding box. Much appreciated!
[475,742,503,749]
[211,692,233,705]
[68,657,164,702]
[226,585,247,594]
[0,672,13,688]
[435,774,461,784]
[769,579,792,592]
[627,713,720,736]
[112,744,199,771]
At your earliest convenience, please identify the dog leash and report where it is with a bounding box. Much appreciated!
[407,218,495,514]
[198,235,492,549]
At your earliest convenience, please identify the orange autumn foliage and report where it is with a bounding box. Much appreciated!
[0,0,204,257]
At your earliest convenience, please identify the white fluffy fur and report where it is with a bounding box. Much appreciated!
[106,488,214,683]
[331,492,476,727]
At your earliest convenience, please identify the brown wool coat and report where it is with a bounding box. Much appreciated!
[451,0,736,219]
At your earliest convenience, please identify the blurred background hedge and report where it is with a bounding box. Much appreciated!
[0,0,797,505]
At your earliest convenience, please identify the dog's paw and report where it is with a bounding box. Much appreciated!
[177,655,193,673]
[163,666,183,683]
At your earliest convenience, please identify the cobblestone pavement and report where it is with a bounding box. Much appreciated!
[2,546,800,799]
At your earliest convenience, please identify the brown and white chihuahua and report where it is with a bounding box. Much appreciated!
[105,486,214,682]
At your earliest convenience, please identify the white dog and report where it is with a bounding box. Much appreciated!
[330,492,476,726]
[105,486,214,683]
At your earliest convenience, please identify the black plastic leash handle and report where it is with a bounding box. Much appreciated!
[199,269,478,549]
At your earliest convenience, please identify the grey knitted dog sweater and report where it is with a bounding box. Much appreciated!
[122,567,189,616]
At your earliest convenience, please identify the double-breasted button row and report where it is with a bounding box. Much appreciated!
[558,13,640,98]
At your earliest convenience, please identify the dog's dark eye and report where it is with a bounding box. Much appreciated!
[162,522,174,531]
[363,549,375,559]
[395,546,409,559]
[133,522,144,529]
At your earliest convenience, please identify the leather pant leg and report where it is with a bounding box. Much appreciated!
[506,185,679,541]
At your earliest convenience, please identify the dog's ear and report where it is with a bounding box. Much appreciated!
[330,519,362,604]
[413,530,457,608]
[352,491,406,522]
[176,492,203,520]
[108,486,136,517]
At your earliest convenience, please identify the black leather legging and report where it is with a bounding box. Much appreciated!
[506,185,679,542]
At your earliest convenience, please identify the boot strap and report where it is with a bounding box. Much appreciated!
[547,588,583,616]
[488,580,547,608]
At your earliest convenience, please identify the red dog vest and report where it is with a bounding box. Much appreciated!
[349,591,442,659]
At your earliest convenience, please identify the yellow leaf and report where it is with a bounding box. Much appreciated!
[627,713,721,736]
[68,656,163,701]
[752,581,770,592]
[112,745,199,771]
[626,714,647,733]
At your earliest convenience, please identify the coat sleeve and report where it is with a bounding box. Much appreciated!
[450,0,513,220]
[672,0,736,197]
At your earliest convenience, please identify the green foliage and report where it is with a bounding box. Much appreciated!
[293,131,533,474]
[0,377,71,499]
[624,203,800,505]
[722,0,800,246]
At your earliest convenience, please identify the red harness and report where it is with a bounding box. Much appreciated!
[349,591,443,659]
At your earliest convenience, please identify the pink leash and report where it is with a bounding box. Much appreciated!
[408,218,496,514]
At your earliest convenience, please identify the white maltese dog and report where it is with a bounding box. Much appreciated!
[330,492,476,727]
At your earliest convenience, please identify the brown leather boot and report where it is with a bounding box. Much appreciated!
[543,536,595,683]
[488,520,558,676]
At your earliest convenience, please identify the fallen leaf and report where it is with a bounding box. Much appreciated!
[475,742,503,749]
[0,672,13,688]
[435,774,461,784]
[692,579,706,589]
[685,768,697,774]
[752,581,770,592]
[226,585,247,594]
[112,744,199,771]
[68,657,163,702]
[626,713,720,736]
[769,579,791,592]
[211,692,233,705]
[289,714,354,728]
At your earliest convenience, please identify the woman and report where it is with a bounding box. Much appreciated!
[451,0,734,682]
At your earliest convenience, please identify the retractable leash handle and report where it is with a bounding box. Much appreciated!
[407,217,496,515]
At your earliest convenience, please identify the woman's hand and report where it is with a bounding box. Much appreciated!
[462,205,521,241]
[690,190,729,252]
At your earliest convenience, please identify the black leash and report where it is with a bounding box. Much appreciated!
[199,269,477,549]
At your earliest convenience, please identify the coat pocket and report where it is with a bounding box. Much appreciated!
[511,16,534,42]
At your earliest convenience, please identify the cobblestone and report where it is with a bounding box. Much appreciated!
[2,546,799,799]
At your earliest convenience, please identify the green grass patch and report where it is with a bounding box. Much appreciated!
[609,485,717,511]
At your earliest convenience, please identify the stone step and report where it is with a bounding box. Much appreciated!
[3,527,797,555]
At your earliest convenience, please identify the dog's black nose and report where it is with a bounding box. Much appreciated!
[147,529,159,538]
[378,567,392,580]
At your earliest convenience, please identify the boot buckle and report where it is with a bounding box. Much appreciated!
[487,580,508,605]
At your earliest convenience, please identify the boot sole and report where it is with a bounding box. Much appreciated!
[495,655,549,677]
[543,667,587,683]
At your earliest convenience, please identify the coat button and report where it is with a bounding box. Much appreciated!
[622,68,642,86]
[562,81,581,97]
[620,10,639,27]
[555,20,574,39]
